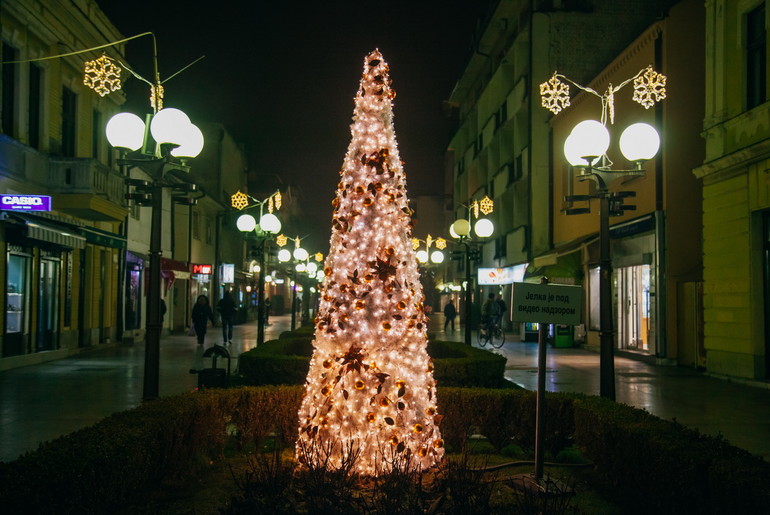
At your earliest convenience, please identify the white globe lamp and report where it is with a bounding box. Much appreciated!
[236,214,257,232]
[619,122,660,163]
[570,120,610,162]
[150,108,191,146]
[259,213,281,234]
[474,218,494,238]
[106,113,145,151]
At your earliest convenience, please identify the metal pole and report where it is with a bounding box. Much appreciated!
[256,239,266,345]
[463,241,473,346]
[599,192,616,400]
[143,182,163,401]
[290,272,297,331]
[534,278,549,480]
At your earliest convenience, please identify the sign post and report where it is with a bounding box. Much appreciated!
[511,279,582,482]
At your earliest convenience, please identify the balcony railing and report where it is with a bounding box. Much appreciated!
[49,158,126,206]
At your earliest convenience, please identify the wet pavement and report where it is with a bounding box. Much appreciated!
[2,314,769,463]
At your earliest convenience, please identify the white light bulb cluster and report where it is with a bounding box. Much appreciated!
[295,50,443,476]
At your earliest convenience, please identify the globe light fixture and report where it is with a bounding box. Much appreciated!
[236,214,257,232]
[149,107,191,146]
[278,249,292,262]
[450,219,470,238]
[430,250,445,264]
[293,247,309,261]
[171,123,205,159]
[416,250,429,263]
[619,122,660,163]
[105,112,145,151]
[474,218,494,238]
[259,212,281,234]
[569,120,610,163]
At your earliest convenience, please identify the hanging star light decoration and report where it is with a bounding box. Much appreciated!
[479,195,494,215]
[231,191,249,210]
[315,252,324,262]
[434,238,447,250]
[276,234,288,247]
[83,55,122,97]
[539,73,571,115]
[633,65,667,109]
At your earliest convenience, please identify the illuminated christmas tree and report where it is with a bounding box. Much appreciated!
[295,50,444,476]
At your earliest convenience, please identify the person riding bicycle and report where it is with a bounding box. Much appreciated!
[481,292,501,336]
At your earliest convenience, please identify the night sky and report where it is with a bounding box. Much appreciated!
[98,1,490,250]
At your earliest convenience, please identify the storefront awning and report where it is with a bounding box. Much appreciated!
[79,226,126,249]
[1,213,86,249]
[27,221,86,249]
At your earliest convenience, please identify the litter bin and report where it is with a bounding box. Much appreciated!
[197,345,231,389]
[553,324,573,348]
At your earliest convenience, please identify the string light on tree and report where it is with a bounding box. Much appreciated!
[295,50,444,476]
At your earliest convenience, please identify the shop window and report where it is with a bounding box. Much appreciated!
[588,265,600,331]
[37,257,60,352]
[61,86,77,157]
[28,63,42,149]
[747,4,767,110]
[5,252,30,357]
[2,42,18,137]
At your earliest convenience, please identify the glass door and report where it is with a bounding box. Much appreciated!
[616,264,652,353]
[5,252,30,356]
[36,258,60,352]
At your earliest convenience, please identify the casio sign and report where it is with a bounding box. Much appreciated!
[0,195,51,211]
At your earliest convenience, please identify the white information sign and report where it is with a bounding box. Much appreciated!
[511,282,582,326]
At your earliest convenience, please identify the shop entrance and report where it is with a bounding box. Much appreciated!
[36,257,60,351]
[616,264,652,353]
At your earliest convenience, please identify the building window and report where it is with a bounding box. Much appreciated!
[28,63,42,149]
[192,211,201,240]
[747,4,767,110]
[61,87,77,157]
[92,109,101,159]
[2,42,18,137]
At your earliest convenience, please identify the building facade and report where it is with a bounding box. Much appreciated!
[445,0,682,340]
[695,0,770,380]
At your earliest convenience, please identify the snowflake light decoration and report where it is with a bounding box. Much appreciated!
[633,66,667,109]
[83,55,122,97]
[479,195,494,215]
[276,234,288,247]
[539,74,571,115]
[315,252,324,262]
[231,191,249,210]
[412,238,420,250]
[434,238,447,250]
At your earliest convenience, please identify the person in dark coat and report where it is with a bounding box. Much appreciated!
[191,295,215,345]
[443,300,457,331]
[217,291,237,344]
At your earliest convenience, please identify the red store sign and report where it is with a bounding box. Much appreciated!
[191,264,212,275]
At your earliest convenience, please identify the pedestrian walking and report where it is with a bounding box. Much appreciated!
[217,290,237,344]
[191,295,215,346]
[264,298,272,326]
[443,300,457,331]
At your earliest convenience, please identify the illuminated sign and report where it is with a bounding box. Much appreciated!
[478,264,528,285]
[220,263,234,283]
[0,194,51,211]
[191,264,212,274]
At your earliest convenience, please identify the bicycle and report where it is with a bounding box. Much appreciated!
[477,318,505,348]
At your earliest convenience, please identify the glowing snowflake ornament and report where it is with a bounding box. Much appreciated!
[231,191,249,210]
[633,66,667,109]
[83,55,122,97]
[539,74,571,115]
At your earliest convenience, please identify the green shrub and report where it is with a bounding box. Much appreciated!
[237,335,509,388]
[3,385,769,513]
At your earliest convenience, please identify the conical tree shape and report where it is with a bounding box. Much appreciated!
[295,50,444,476]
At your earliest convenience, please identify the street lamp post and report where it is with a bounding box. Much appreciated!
[106,107,205,402]
[540,66,666,400]
[278,238,309,331]
[235,200,282,346]
[562,121,660,400]
[449,197,495,346]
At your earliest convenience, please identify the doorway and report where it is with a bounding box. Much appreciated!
[616,264,652,353]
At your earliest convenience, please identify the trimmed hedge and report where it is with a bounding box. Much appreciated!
[1,387,768,513]
[238,335,508,388]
